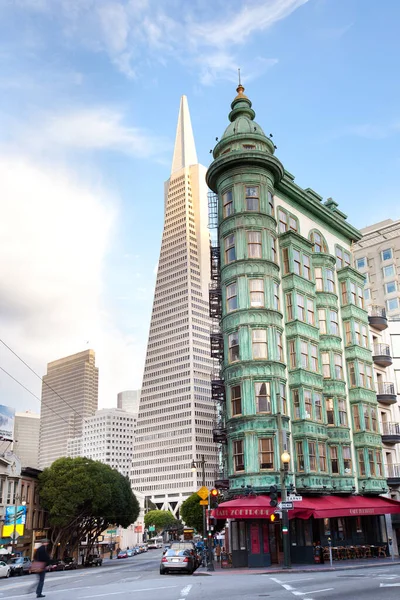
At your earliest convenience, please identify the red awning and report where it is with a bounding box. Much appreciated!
[213,494,400,520]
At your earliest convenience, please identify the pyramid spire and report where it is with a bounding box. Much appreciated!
[171,95,198,174]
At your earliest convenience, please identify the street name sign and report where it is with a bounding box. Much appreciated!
[287,495,303,502]
[197,486,209,500]
[278,501,294,510]
[199,500,208,506]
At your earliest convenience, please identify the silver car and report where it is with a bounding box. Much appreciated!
[160,549,195,575]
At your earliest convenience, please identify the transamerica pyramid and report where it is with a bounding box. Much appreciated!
[130,96,218,514]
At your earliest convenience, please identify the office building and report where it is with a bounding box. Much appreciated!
[13,411,40,469]
[130,96,217,514]
[208,84,400,567]
[117,390,140,417]
[38,349,98,469]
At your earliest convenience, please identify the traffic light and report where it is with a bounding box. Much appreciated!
[210,488,219,508]
[269,484,278,507]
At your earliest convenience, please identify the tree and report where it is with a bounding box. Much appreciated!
[180,493,204,534]
[144,510,175,533]
[39,457,140,557]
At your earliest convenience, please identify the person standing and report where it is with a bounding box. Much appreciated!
[215,543,221,563]
[33,541,50,598]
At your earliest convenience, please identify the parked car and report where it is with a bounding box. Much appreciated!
[133,546,141,555]
[63,557,77,570]
[139,544,148,553]
[0,561,10,578]
[47,560,65,572]
[84,554,103,567]
[8,557,31,576]
[127,549,134,557]
[160,549,196,575]
[117,550,128,559]
[169,542,201,568]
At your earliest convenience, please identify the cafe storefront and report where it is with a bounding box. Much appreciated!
[214,494,400,568]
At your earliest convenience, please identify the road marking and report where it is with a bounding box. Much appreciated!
[270,577,283,583]
[293,589,334,596]
[180,584,192,596]
[282,578,315,583]
[79,586,178,598]
[282,584,296,591]
[380,583,400,587]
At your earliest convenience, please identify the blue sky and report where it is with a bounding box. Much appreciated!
[1,0,399,412]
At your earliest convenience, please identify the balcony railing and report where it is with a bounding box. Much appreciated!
[210,244,221,282]
[381,422,400,436]
[377,382,396,396]
[209,282,222,319]
[373,343,392,367]
[369,305,387,318]
[368,305,388,330]
[386,463,400,480]
[374,343,391,356]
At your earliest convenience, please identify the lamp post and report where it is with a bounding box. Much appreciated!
[12,494,26,555]
[191,455,214,571]
[280,451,291,569]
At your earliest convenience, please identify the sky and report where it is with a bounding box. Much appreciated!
[1,0,400,414]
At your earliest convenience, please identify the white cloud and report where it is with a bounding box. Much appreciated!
[0,155,144,411]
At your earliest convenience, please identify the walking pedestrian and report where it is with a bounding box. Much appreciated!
[215,544,221,563]
[32,540,50,598]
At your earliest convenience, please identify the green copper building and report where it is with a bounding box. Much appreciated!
[207,84,400,567]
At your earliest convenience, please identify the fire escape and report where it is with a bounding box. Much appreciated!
[208,192,229,490]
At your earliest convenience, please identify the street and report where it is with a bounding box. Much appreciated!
[2,551,400,600]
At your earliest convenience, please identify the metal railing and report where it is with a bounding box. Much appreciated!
[386,463,400,479]
[373,343,391,356]
[369,305,387,318]
[377,382,396,396]
[381,422,400,436]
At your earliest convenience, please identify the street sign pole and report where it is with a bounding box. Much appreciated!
[277,404,291,570]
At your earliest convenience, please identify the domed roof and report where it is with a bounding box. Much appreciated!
[221,84,266,141]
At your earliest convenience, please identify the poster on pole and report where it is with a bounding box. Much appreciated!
[2,505,27,537]
[0,405,15,440]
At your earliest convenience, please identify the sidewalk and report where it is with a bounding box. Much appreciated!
[193,557,400,576]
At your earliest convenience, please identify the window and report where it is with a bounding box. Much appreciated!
[336,246,343,268]
[359,362,365,387]
[311,344,318,371]
[297,293,305,321]
[383,265,395,278]
[223,190,233,217]
[253,329,268,359]
[301,341,309,369]
[368,450,375,476]
[363,405,370,430]
[371,407,377,432]
[326,269,335,293]
[330,310,339,335]
[344,321,351,345]
[326,398,334,425]
[231,385,242,416]
[228,332,239,362]
[309,441,317,471]
[350,282,357,304]
[273,282,280,311]
[341,281,348,305]
[315,267,323,291]
[271,236,277,262]
[334,353,343,379]
[356,257,367,270]
[286,293,293,321]
[338,399,347,426]
[259,438,274,469]
[362,325,368,348]
[289,215,298,232]
[255,382,271,413]
[376,451,383,477]
[277,331,284,361]
[322,352,330,378]
[310,231,327,253]
[366,364,373,389]
[353,405,360,430]
[344,251,351,266]
[364,288,371,301]
[296,441,304,471]
[226,282,238,312]
[268,191,274,215]
[314,392,322,421]
[381,248,393,261]
[278,209,287,233]
[303,254,311,280]
[245,186,259,211]
[249,279,264,307]
[293,249,301,275]
[289,340,296,368]
[293,389,300,419]
[354,321,361,345]
[248,231,262,258]
[319,443,327,471]
[282,248,289,274]
[319,309,327,334]
[225,234,236,263]
[307,299,315,325]
[304,390,312,419]
[357,286,364,308]
[343,446,352,473]
[387,298,399,311]
[280,383,287,415]
[330,446,339,474]
[385,281,397,294]
[358,450,366,476]
[348,361,356,387]
[233,440,244,472]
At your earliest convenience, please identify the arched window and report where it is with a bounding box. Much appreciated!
[309,230,328,253]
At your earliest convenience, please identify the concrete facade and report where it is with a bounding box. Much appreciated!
[38,349,98,469]
[117,389,140,418]
[13,411,40,469]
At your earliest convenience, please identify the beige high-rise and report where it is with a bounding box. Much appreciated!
[38,349,98,469]
[14,411,40,469]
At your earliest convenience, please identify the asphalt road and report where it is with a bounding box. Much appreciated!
[2,551,400,600]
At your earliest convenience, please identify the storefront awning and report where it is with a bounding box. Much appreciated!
[213,494,400,520]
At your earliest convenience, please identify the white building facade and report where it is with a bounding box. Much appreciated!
[13,411,40,469]
[130,96,218,514]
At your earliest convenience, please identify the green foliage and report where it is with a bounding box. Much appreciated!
[39,457,139,555]
[180,493,204,534]
[144,510,176,532]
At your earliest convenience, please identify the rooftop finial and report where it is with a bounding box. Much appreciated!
[235,68,246,99]
[238,67,241,86]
